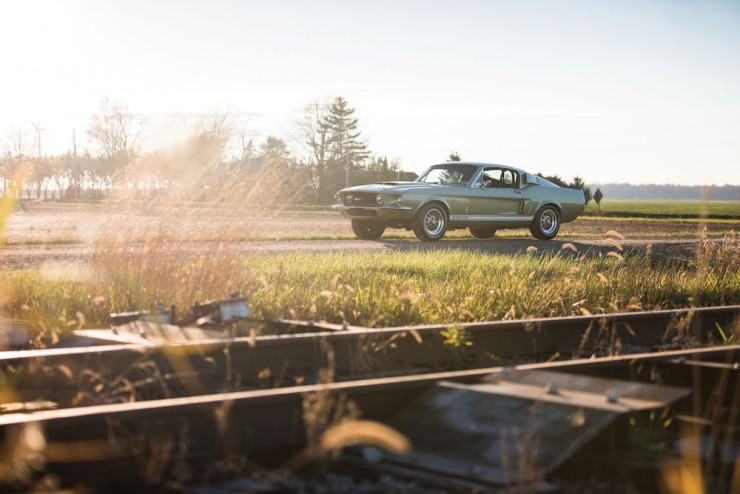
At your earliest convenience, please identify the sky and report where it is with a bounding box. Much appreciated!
[1,0,739,186]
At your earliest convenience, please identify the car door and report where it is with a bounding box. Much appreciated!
[468,167,526,220]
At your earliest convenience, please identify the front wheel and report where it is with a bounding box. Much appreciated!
[412,203,448,241]
[351,220,385,240]
[469,227,497,239]
[530,206,560,240]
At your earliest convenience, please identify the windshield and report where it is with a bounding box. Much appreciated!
[415,164,479,185]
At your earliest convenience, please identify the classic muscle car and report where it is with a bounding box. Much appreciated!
[334,162,586,241]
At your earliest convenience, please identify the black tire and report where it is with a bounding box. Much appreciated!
[469,227,497,239]
[412,203,448,241]
[530,205,561,240]
[351,220,385,240]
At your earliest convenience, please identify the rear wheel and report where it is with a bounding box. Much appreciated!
[412,203,448,241]
[351,220,385,240]
[530,206,560,240]
[469,227,497,239]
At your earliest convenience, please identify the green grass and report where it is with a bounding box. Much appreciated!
[577,215,739,226]
[2,234,737,341]
[584,200,740,219]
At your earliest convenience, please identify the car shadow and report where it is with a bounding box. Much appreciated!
[374,238,634,258]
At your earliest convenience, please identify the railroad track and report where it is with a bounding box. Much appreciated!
[1,306,737,407]
[0,345,738,492]
[0,307,737,491]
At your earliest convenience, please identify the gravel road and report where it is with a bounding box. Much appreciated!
[1,202,734,269]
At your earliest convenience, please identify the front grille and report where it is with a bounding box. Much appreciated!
[347,192,378,206]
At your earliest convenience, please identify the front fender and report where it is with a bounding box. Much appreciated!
[410,196,468,219]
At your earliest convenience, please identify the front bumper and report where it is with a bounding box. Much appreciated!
[332,204,413,220]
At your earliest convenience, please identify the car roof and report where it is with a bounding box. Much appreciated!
[430,161,530,176]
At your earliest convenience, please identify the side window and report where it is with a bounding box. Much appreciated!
[481,168,519,188]
[481,169,501,187]
[502,170,518,188]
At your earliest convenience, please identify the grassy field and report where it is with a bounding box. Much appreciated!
[2,234,737,343]
[584,200,740,218]
[1,197,738,345]
[3,200,737,247]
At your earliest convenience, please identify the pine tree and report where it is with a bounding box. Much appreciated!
[322,97,370,191]
[301,96,371,203]
[323,97,369,161]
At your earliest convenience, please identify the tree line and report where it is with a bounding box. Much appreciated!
[1,97,415,205]
[536,174,592,203]
[3,97,596,206]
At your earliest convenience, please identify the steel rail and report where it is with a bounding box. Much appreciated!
[1,306,737,407]
[0,345,737,489]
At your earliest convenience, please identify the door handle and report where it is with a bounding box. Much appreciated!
[513,190,522,195]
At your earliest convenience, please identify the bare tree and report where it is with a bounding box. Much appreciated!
[88,99,140,160]
[64,151,91,201]
[2,125,33,198]
[49,154,67,200]
[200,109,235,160]
[87,99,140,193]
[0,152,12,198]
[296,100,332,201]
[297,100,331,167]
[235,119,256,164]
[26,157,52,199]
[4,125,32,162]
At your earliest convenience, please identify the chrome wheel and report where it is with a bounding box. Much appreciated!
[413,203,448,241]
[539,210,558,236]
[424,209,445,237]
[530,206,561,240]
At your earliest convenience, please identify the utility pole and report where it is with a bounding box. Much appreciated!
[71,129,78,200]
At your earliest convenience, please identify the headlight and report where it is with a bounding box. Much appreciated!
[395,196,403,206]
[376,195,383,205]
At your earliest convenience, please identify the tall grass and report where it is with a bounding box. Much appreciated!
[1,233,737,340]
[243,237,738,326]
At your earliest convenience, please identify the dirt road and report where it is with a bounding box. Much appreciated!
[1,202,735,269]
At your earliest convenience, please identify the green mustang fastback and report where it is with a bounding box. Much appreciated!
[334,162,586,241]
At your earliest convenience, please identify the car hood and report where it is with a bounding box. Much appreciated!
[339,182,458,194]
